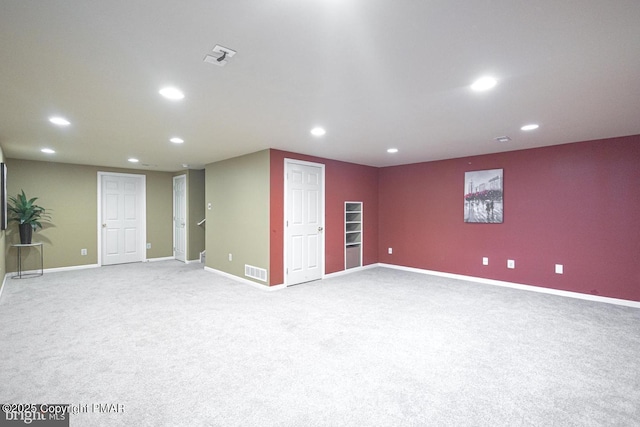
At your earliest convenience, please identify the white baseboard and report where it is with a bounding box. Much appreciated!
[11,264,100,276]
[5,259,634,308]
[1,264,99,301]
[0,273,7,302]
[377,263,640,309]
[185,259,202,265]
[13,258,180,276]
[146,256,175,262]
[204,267,286,291]
[324,263,378,279]
[10,258,183,276]
[260,263,378,288]
[44,264,100,273]
[254,264,380,288]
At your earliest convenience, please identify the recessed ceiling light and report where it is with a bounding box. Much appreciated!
[128,158,139,163]
[471,76,497,91]
[41,148,55,154]
[159,87,185,100]
[49,116,70,126]
[521,124,539,131]
[387,148,399,153]
[495,136,511,143]
[310,127,326,137]
[170,137,184,144]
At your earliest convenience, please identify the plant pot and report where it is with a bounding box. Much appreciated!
[19,223,33,244]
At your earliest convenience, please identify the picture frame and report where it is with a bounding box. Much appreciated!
[464,168,503,223]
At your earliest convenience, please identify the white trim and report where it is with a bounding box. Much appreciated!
[0,273,8,302]
[146,256,175,263]
[5,264,100,279]
[204,266,287,291]
[324,263,378,279]
[283,158,326,286]
[97,172,147,265]
[185,259,201,265]
[377,263,640,309]
[42,264,100,273]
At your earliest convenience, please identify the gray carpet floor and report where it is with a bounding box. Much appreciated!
[0,261,638,426]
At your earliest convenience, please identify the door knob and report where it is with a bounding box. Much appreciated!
[102,223,107,228]
[318,226,324,232]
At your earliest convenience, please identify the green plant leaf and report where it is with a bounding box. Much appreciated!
[7,190,52,230]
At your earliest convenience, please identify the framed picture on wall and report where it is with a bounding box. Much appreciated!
[1,162,6,230]
[464,168,503,223]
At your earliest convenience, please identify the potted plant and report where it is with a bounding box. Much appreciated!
[7,190,52,244]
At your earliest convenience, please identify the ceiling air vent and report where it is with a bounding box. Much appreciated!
[204,45,237,67]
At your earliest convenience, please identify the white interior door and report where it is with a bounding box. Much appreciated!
[285,160,324,285]
[100,173,145,265]
[173,175,186,262]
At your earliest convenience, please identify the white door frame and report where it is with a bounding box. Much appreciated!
[283,158,326,286]
[173,174,187,262]
[97,172,147,266]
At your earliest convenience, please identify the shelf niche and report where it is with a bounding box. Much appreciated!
[345,201,362,269]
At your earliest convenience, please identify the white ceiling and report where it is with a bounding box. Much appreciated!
[1,1,639,171]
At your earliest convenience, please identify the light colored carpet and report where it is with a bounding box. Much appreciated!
[0,261,639,426]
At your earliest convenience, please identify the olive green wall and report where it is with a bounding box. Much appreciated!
[5,159,174,272]
[186,169,205,261]
[205,150,270,285]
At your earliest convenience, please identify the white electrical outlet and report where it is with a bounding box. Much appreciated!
[555,264,564,274]
[146,243,151,249]
[482,257,489,265]
[228,253,232,261]
[81,249,87,256]
[208,203,212,210]
[507,259,515,269]
[388,248,393,254]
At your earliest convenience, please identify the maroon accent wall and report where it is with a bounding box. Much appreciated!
[269,149,379,285]
[378,135,640,301]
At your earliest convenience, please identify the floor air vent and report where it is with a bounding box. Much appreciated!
[245,265,267,282]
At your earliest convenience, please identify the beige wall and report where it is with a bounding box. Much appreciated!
[205,150,270,285]
[5,159,174,272]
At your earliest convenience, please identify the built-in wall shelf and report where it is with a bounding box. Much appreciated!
[345,202,362,269]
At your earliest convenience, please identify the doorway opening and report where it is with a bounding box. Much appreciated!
[173,174,187,262]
